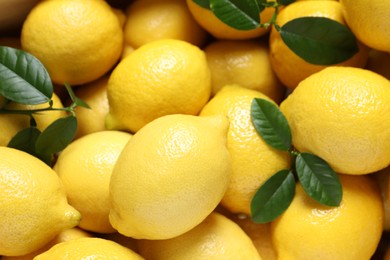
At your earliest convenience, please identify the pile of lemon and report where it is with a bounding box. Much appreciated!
[1,0,390,259]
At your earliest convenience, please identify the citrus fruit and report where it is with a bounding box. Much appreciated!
[200,85,290,215]
[34,237,144,260]
[280,66,390,175]
[340,0,390,52]
[204,39,285,102]
[269,0,369,89]
[21,0,123,85]
[271,174,384,259]
[105,39,211,133]
[186,0,274,40]
[124,0,208,48]
[54,130,132,233]
[109,114,231,239]
[0,147,80,256]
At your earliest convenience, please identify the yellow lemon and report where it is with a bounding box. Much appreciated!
[34,237,144,260]
[340,0,390,52]
[100,232,139,253]
[54,130,132,233]
[137,212,261,259]
[124,0,208,48]
[204,39,286,102]
[271,174,384,259]
[200,85,290,215]
[72,76,110,139]
[109,114,231,239]
[105,39,211,133]
[372,167,390,231]
[186,0,274,40]
[0,147,80,257]
[0,113,29,147]
[280,66,390,175]
[21,0,123,85]
[269,0,369,89]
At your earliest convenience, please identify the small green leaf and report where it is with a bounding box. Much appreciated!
[0,46,53,104]
[280,17,359,65]
[192,0,210,9]
[251,169,295,223]
[64,83,90,109]
[296,152,342,206]
[251,98,292,151]
[8,127,41,156]
[278,0,296,6]
[35,115,77,158]
[210,0,260,30]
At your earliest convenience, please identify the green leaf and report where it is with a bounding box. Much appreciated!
[251,98,291,151]
[64,83,90,109]
[35,115,77,158]
[0,46,53,104]
[280,17,359,65]
[210,0,260,30]
[296,152,342,206]
[278,0,296,6]
[192,0,210,9]
[8,127,41,156]
[251,169,295,223]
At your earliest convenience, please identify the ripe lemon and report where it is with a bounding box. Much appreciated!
[105,39,211,133]
[109,114,232,240]
[340,0,390,53]
[54,130,132,233]
[186,0,274,40]
[0,113,29,147]
[372,167,390,231]
[21,0,123,85]
[124,0,208,48]
[100,232,139,253]
[72,76,110,139]
[0,147,80,256]
[269,0,369,89]
[271,174,384,259]
[280,66,390,175]
[204,39,286,102]
[200,85,290,215]
[137,212,261,259]
[34,237,144,259]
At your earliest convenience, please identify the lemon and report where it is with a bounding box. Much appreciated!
[0,113,29,147]
[72,76,110,139]
[269,0,369,89]
[34,237,144,260]
[106,39,211,133]
[100,232,139,253]
[54,130,132,233]
[0,147,80,256]
[186,0,274,40]
[280,66,390,175]
[340,0,390,53]
[204,39,286,102]
[200,85,290,215]
[373,167,390,231]
[123,0,208,48]
[271,174,384,259]
[137,212,261,259]
[21,0,123,85]
[109,114,231,239]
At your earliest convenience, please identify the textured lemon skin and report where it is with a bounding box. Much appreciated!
[271,175,384,260]
[200,85,290,215]
[106,39,211,133]
[137,212,262,260]
[340,0,390,52]
[109,114,232,240]
[0,147,80,256]
[34,237,144,260]
[269,0,369,89]
[21,0,123,85]
[280,67,390,175]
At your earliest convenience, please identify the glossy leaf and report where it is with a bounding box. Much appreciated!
[192,0,210,9]
[296,152,342,206]
[64,83,90,109]
[35,115,77,158]
[210,0,260,30]
[8,127,41,156]
[280,17,359,65]
[0,46,53,104]
[251,98,291,151]
[251,169,295,223]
